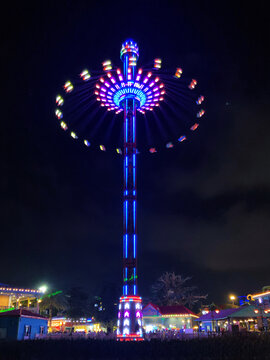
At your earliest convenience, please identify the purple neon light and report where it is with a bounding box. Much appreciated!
[95,68,165,113]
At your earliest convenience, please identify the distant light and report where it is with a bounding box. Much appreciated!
[64,81,73,93]
[166,142,173,148]
[197,109,205,118]
[60,121,68,131]
[174,68,182,78]
[71,131,78,139]
[39,286,48,293]
[80,69,91,81]
[55,109,63,119]
[100,145,106,151]
[190,123,199,131]
[84,140,90,147]
[178,136,186,142]
[229,295,236,301]
[196,95,205,105]
[188,79,197,90]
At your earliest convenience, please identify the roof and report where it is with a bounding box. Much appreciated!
[196,305,270,321]
[196,308,238,321]
[143,303,197,317]
[0,309,47,320]
[144,303,160,311]
[230,305,270,318]
[158,305,197,316]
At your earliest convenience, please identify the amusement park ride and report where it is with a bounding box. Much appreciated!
[54,39,205,340]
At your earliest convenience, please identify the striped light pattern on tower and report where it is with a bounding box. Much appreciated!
[94,40,166,341]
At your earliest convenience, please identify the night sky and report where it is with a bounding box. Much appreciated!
[1,0,269,304]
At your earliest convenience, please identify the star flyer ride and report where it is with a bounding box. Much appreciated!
[54,40,206,341]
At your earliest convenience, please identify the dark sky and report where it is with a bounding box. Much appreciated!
[1,0,269,304]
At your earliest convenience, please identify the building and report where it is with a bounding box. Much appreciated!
[50,317,104,333]
[142,303,198,332]
[0,309,48,340]
[196,305,270,332]
[0,285,44,312]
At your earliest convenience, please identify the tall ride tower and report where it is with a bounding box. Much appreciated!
[117,40,143,341]
[55,38,204,340]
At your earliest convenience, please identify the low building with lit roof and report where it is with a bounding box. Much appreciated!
[142,303,198,332]
[0,284,44,312]
[196,305,270,332]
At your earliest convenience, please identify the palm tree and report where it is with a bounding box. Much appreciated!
[151,272,207,308]
[39,291,68,327]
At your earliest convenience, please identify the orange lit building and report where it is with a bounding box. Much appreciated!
[49,317,104,333]
[0,284,43,312]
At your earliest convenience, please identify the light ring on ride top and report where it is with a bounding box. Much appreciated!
[113,86,147,108]
[95,69,164,112]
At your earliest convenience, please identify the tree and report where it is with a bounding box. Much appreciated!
[39,291,68,327]
[91,282,120,327]
[151,272,207,308]
[65,287,91,321]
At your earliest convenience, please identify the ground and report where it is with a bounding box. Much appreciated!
[0,334,270,359]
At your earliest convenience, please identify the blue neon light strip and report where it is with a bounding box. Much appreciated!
[133,115,135,142]
[133,234,136,258]
[125,116,128,142]
[125,200,128,231]
[125,234,128,258]
[133,166,135,188]
[134,285,136,295]
[133,201,136,232]
[113,87,147,108]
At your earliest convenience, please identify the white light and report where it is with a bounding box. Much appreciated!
[39,286,48,293]
[124,319,129,326]
[124,303,130,309]
[136,303,141,309]
[123,327,129,335]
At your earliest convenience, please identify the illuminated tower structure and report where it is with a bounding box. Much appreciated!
[117,40,143,341]
[54,38,205,340]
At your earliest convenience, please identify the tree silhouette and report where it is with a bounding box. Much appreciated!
[39,291,68,327]
[151,272,207,308]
